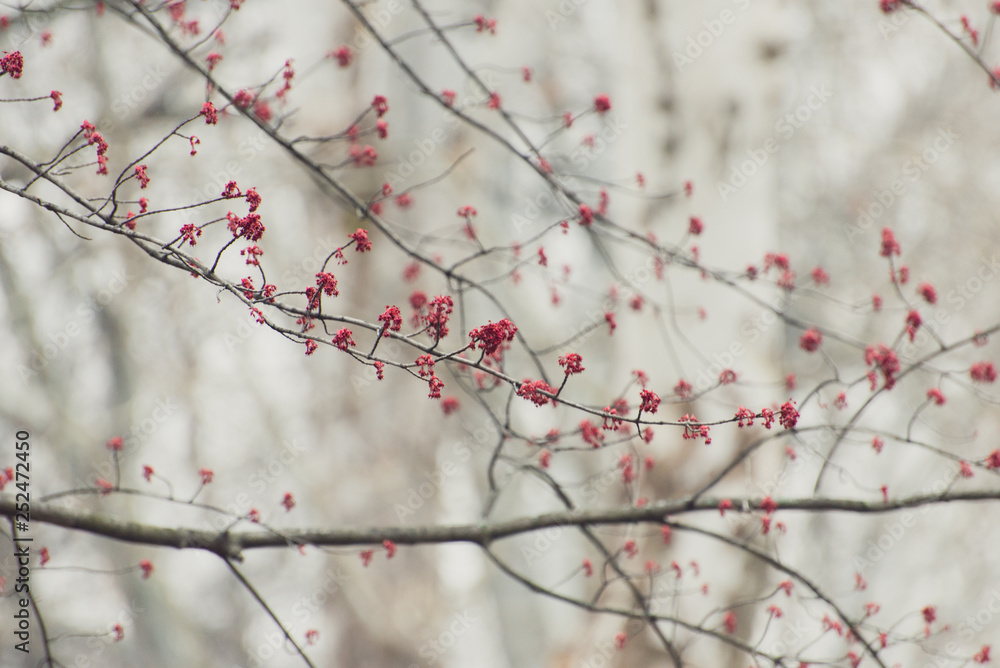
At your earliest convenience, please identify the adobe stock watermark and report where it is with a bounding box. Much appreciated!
[545,0,591,30]
[558,248,669,353]
[245,567,351,665]
[349,0,402,53]
[852,458,962,574]
[844,127,959,244]
[101,64,171,134]
[673,0,755,70]
[68,598,146,668]
[381,72,500,192]
[716,85,833,202]
[958,588,1000,640]
[205,438,308,532]
[521,464,620,564]
[350,336,406,396]
[409,610,477,666]
[876,4,913,40]
[510,185,572,236]
[682,290,793,395]
[289,566,351,628]
[511,115,628,235]
[576,618,644,668]
[7,9,53,48]
[394,417,500,521]
[519,524,570,564]
[722,430,832,535]
[78,396,180,494]
[761,618,811,659]
[894,251,1000,359]
[17,268,132,382]
[943,253,1000,312]
[90,396,180,473]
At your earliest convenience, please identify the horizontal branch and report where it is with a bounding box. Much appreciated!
[2,490,998,561]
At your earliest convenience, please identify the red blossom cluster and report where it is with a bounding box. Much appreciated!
[679,414,711,444]
[674,378,692,399]
[971,361,998,383]
[961,15,980,46]
[240,277,255,300]
[619,454,636,483]
[332,328,355,351]
[604,312,617,335]
[469,318,517,356]
[226,211,264,242]
[517,379,556,406]
[800,329,823,352]
[240,245,263,266]
[1,50,23,78]
[427,374,445,399]
[276,59,295,100]
[926,388,946,405]
[378,305,402,336]
[474,14,497,34]
[81,120,109,174]
[987,450,1000,470]
[349,144,378,166]
[245,187,261,212]
[403,260,420,283]
[134,164,150,189]
[905,310,922,342]
[221,181,242,198]
[233,89,254,108]
[723,612,737,634]
[778,401,799,429]
[735,406,755,427]
[179,223,202,246]
[423,295,454,340]
[330,45,352,67]
[639,389,660,414]
[880,227,901,257]
[763,252,790,272]
[865,344,901,389]
[558,353,584,375]
[414,354,435,378]
[349,228,372,252]
[314,272,338,297]
[201,101,218,124]
[580,419,604,447]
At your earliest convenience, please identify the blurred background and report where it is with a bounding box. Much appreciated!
[1,1,999,666]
